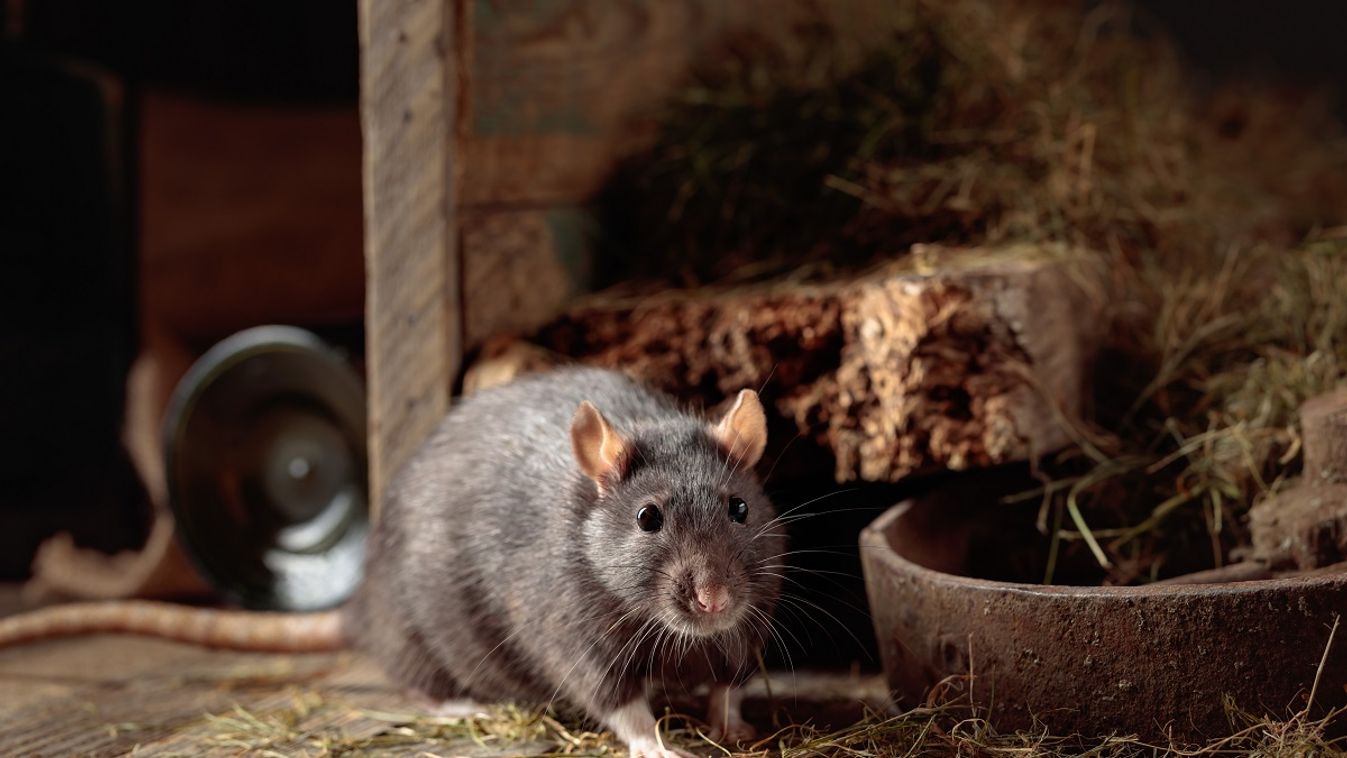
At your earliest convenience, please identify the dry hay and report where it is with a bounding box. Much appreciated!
[172,625,1347,756]
[179,677,1347,757]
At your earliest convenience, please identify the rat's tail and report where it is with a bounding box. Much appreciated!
[0,600,345,652]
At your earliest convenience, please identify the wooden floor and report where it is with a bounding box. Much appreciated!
[0,636,387,756]
[0,591,887,756]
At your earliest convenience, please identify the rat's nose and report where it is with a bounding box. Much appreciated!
[694,585,730,614]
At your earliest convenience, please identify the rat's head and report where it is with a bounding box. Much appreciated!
[570,390,784,640]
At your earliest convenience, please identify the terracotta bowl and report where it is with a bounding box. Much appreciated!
[860,497,1347,742]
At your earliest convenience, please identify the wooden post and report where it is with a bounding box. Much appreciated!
[359,0,461,517]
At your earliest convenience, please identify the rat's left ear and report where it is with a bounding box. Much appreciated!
[710,389,768,469]
[571,400,630,494]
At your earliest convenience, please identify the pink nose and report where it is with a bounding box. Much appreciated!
[694,585,730,614]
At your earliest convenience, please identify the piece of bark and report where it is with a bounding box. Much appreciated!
[535,245,1103,482]
[1250,485,1347,570]
[1302,387,1347,485]
[1249,388,1347,570]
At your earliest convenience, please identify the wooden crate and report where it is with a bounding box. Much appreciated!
[358,0,894,510]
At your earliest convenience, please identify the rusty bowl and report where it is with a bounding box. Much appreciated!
[860,497,1347,742]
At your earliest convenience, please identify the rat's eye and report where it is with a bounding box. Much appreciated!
[636,504,663,532]
[728,496,748,524]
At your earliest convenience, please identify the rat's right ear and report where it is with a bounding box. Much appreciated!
[710,389,768,470]
[570,400,629,494]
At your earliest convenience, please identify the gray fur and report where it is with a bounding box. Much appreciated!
[343,367,784,720]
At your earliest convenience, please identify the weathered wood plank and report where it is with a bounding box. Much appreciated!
[0,636,360,757]
[140,94,365,344]
[0,633,885,756]
[360,0,460,515]
[459,0,897,206]
[461,207,594,346]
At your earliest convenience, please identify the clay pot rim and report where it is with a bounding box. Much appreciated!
[861,499,1347,600]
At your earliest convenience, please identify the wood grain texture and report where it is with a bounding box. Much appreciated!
[140,93,365,344]
[0,632,884,756]
[461,207,593,345]
[360,0,459,516]
[460,0,896,205]
[0,636,398,757]
[535,246,1105,482]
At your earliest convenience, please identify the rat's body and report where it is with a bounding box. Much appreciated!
[347,368,782,756]
[0,368,783,758]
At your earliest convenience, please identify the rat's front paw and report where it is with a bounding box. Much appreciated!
[706,717,756,745]
[627,736,698,758]
[403,690,487,719]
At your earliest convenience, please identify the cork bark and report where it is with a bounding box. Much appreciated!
[530,245,1103,482]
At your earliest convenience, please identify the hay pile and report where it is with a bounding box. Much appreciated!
[604,0,1347,582]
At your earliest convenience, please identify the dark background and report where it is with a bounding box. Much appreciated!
[14,0,358,103]
[1137,0,1347,111]
[11,2,1347,109]
[1,0,363,581]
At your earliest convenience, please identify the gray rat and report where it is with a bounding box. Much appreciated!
[346,367,783,757]
[0,367,784,758]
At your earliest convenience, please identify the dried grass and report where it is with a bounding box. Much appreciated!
[184,682,1347,757]
[175,626,1345,756]
[1040,234,1347,582]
